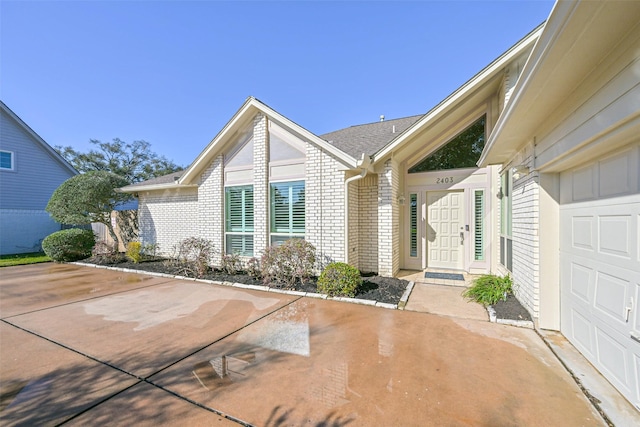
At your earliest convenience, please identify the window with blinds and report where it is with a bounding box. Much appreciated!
[225,185,254,256]
[474,190,484,261]
[409,193,418,257]
[270,181,305,244]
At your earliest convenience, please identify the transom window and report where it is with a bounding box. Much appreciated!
[270,181,305,245]
[0,151,14,170]
[225,185,254,256]
[409,115,486,173]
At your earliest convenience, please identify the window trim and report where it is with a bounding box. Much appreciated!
[270,180,305,245]
[0,150,15,171]
[225,185,254,256]
[474,190,485,261]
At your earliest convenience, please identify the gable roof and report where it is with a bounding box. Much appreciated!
[321,115,423,158]
[0,100,78,175]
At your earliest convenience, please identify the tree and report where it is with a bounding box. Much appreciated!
[46,171,131,249]
[55,138,182,184]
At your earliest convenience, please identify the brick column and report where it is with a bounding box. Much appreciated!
[253,114,269,254]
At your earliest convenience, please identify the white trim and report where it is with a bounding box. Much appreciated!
[0,150,15,171]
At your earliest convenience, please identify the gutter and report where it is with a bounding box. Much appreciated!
[344,154,372,264]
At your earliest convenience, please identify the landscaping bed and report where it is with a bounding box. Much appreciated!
[491,294,532,322]
[83,257,409,305]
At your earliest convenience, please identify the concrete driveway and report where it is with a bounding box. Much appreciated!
[1,264,604,426]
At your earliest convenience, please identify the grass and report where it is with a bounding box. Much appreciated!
[0,252,51,267]
[462,274,513,305]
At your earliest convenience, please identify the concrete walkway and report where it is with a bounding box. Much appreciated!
[1,264,606,425]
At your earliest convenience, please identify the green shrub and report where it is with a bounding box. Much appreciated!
[317,262,363,297]
[261,239,316,288]
[42,229,96,262]
[126,241,142,263]
[462,274,513,305]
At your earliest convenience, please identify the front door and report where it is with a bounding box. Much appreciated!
[427,191,464,269]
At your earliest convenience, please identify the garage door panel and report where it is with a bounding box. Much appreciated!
[594,271,631,324]
[599,215,632,258]
[595,325,632,393]
[569,262,592,304]
[570,308,595,355]
[572,216,595,251]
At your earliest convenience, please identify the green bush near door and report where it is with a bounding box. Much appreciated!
[462,274,513,305]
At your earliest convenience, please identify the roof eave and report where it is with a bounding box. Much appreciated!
[119,183,198,193]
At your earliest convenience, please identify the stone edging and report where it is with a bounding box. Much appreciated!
[71,262,413,310]
[487,305,534,329]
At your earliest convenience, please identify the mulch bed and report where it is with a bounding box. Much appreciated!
[83,257,409,305]
[491,294,532,322]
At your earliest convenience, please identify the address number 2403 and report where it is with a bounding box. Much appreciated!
[436,176,454,184]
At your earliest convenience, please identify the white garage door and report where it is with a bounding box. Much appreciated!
[560,145,640,408]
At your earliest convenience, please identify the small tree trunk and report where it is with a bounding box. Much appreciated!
[105,220,121,252]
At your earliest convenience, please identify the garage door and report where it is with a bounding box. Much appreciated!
[560,145,640,408]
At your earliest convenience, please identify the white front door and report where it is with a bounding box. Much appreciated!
[427,191,464,269]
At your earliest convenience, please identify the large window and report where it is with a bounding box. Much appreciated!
[225,185,254,256]
[0,151,14,171]
[270,181,305,245]
[409,115,486,173]
[500,170,512,271]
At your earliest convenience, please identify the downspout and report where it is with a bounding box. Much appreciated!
[344,154,371,264]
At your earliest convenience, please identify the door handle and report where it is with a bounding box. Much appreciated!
[460,231,464,245]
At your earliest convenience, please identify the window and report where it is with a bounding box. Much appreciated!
[270,181,305,245]
[225,185,254,256]
[474,190,484,261]
[409,193,418,257]
[500,170,513,271]
[0,151,14,170]
[408,115,486,173]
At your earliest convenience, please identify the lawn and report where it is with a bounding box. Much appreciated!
[0,252,51,267]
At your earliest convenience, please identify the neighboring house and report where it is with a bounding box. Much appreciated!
[121,1,640,407]
[0,101,77,255]
[479,1,640,409]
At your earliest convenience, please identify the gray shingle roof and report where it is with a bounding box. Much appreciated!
[320,114,423,158]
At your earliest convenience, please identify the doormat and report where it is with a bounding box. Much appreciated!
[425,272,465,281]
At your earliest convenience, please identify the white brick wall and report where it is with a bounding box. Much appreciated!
[348,179,359,267]
[358,175,378,273]
[138,188,198,257]
[378,159,399,276]
[306,142,345,267]
[509,144,539,319]
[253,114,269,254]
[198,156,224,264]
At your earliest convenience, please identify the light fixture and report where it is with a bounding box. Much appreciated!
[398,194,406,205]
[511,164,530,180]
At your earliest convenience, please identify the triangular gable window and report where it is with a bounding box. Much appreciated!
[408,115,485,173]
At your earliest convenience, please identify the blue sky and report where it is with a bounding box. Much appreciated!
[1,0,554,167]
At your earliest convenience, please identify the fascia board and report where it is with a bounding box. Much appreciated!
[373,24,544,166]
[119,183,198,193]
[179,97,257,184]
[0,101,78,176]
[478,1,579,167]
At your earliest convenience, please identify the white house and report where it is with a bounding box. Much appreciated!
[121,0,640,408]
[0,101,78,255]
